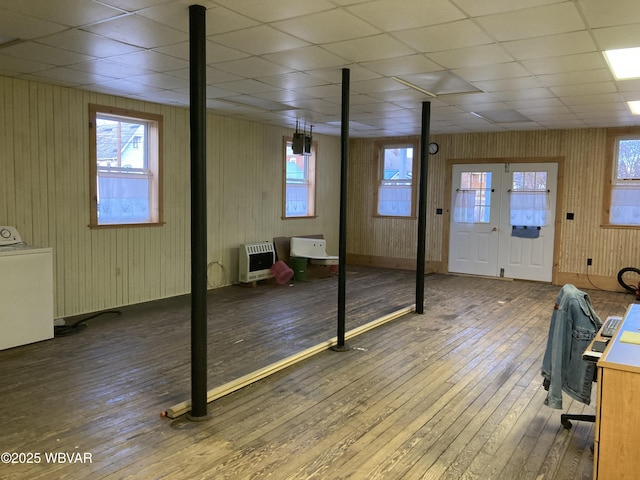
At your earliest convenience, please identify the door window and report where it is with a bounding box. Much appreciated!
[509,170,550,227]
[453,171,492,223]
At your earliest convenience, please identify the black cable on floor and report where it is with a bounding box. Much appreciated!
[54,310,122,337]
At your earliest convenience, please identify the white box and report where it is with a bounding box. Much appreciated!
[0,246,54,350]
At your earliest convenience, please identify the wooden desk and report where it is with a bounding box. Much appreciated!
[594,303,640,479]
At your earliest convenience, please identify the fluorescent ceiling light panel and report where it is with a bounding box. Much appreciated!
[391,76,437,97]
[628,101,640,115]
[471,109,530,123]
[604,47,640,80]
[394,71,482,96]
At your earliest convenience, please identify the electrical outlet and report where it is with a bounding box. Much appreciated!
[587,258,593,266]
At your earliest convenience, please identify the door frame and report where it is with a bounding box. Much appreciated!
[442,156,564,284]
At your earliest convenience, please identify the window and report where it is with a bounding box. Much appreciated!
[605,131,640,226]
[89,105,162,226]
[283,138,316,218]
[453,171,492,223]
[375,141,418,217]
[509,170,549,227]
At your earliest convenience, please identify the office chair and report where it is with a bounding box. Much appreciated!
[541,284,601,430]
[542,376,595,429]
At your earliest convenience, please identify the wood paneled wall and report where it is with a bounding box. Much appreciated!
[0,77,341,318]
[3,74,639,319]
[347,129,640,290]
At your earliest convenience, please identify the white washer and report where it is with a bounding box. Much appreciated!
[0,245,54,350]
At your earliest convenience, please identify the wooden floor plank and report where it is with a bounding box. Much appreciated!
[0,267,633,479]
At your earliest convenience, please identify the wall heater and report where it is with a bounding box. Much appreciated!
[238,241,275,283]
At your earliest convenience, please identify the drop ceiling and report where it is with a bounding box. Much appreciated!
[2,0,640,137]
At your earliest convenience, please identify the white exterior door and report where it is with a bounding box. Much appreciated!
[448,164,502,277]
[449,162,557,282]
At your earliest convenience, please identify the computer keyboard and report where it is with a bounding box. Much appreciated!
[601,316,622,337]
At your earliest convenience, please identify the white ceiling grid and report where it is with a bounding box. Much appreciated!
[0,0,639,136]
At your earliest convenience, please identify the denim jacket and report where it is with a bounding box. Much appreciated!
[541,284,602,409]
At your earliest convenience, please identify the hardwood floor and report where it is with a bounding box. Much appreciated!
[0,266,632,479]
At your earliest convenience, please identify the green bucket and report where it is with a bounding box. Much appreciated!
[290,257,307,281]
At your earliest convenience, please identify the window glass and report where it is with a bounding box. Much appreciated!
[283,139,316,218]
[510,170,549,227]
[376,143,417,217]
[610,136,640,225]
[453,171,492,223]
[89,105,162,226]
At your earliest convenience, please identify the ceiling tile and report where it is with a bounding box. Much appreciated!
[503,31,597,61]
[135,89,190,105]
[307,65,381,84]
[473,76,543,93]
[258,71,330,90]
[476,3,585,41]
[215,79,280,95]
[346,0,466,31]
[211,25,309,56]
[127,72,187,89]
[579,0,640,28]
[489,87,555,102]
[618,79,640,94]
[506,97,563,109]
[453,62,530,82]
[1,0,640,136]
[398,71,482,95]
[154,40,249,64]
[323,34,416,63]
[214,57,294,78]
[135,2,229,33]
[203,6,260,35]
[166,66,243,84]
[213,0,335,22]
[562,92,623,106]
[6,0,124,27]
[262,46,348,71]
[22,66,112,86]
[393,20,493,52]
[295,84,344,99]
[96,0,178,12]
[92,78,164,96]
[521,52,608,75]
[350,77,409,94]
[272,9,380,44]
[360,54,442,77]
[107,50,189,72]
[84,14,188,49]
[453,0,564,17]
[550,82,618,97]
[592,24,640,51]
[0,9,67,40]
[253,89,315,103]
[427,44,514,69]
[0,54,54,75]
[1,41,95,66]
[69,60,155,79]
[537,69,613,87]
[39,30,141,57]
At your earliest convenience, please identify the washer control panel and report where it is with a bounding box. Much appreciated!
[0,226,22,246]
